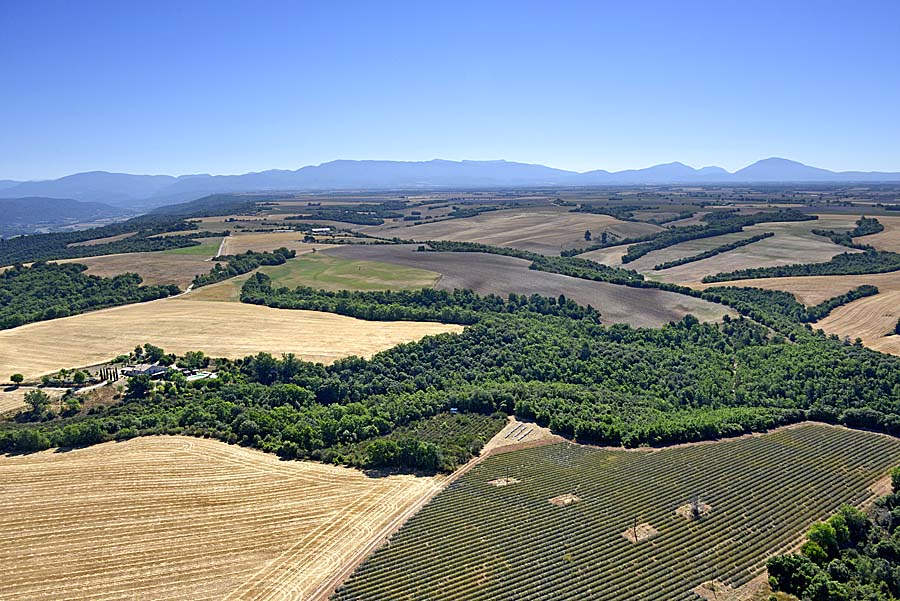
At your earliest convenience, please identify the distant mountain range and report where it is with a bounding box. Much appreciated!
[2,157,899,210]
[0,197,123,238]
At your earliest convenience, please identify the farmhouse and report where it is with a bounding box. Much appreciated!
[122,364,168,378]
[311,227,332,234]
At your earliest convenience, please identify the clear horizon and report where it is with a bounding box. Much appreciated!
[3,0,899,180]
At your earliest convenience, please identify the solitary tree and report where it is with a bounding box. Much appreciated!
[24,389,51,414]
[691,494,702,519]
[584,230,592,242]
[10,373,23,386]
[601,231,608,244]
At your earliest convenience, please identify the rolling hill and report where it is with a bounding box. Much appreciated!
[2,158,899,210]
[0,197,123,238]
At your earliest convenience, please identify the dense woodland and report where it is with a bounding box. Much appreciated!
[0,262,179,329]
[0,215,219,265]
[767,471,900,600]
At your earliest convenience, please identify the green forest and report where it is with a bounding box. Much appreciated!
[0,262,179,329]
[767,470,900,600]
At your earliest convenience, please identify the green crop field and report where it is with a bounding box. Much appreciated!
[187,253,441,301]
[333,424,900,601]
[255,253,440,291]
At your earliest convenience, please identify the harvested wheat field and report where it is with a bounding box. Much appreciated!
[358,206,662,255]
[692,270,900,305]
[0,436,442,601]
[635,217,860,284]
[220,232,338,255]
[67,232,137,247]
[860,215,900,253]
[582,215,860,281]
[326,245,734,327]
[55,251,214,289]
[0,387,64,414]
[817,288,900,355]
[0,297,462,378]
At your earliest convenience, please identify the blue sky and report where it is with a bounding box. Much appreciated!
[2,0,899,180]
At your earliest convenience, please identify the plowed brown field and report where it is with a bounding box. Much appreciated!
[0,436,442,601]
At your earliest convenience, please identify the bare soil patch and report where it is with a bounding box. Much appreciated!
[55,251,212,289]
[861,215,900,253]
[481,417,563,455]
[622,522,658,543]
[220,232,339,255]
[0,436,441,601]
[818,288,900,355]
[549,493,581,506]
[644,217,860,284]
[676,500,712,520]
[0,296,462,379]
[327,245,734,327]
[488,477,521,487]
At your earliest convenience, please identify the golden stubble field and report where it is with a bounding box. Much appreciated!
[220,232,339,255]
[584,215,861,285]
[694,271,900,356]
[357,206,662,255]
[0,297,463,379]
[0,436,444,601]
[56,252,214,289]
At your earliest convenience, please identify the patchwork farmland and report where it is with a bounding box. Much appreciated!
[359,205,662,255]
[325,245,733,327]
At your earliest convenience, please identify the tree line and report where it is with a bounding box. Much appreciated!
[241,270,602,325]
[620,209,814,263]
[191,247,296,288]
[703,249,900,282]
[812,215,884,249]
[561,208,814,258]
[653,232,775,271]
